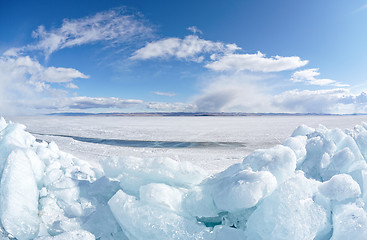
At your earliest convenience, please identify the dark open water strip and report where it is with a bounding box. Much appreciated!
[32,132,246,149]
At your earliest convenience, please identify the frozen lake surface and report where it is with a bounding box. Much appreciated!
[3,115,367,239]
[9,115,367,174]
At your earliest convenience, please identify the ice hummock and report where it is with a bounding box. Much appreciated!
[2,116,367,239]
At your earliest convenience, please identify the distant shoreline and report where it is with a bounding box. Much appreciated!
[46,112,367,117]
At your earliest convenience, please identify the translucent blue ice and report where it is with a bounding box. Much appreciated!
[1,117,367,239]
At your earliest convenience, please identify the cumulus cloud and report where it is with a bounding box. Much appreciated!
[290,68,348,87]
[131,33,308,73]
[0,55,89,114]
[130,35,239,62]
[25,8,153,58]
[0,55,88,85]
[205,52,308,72]
[131,33,309,74]
[0,7,155,115]
[273,88,367,113]
[0,54,147,114]
[153,91,176,97]
[2,7,360,115]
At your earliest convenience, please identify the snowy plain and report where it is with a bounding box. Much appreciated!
[2,115,367,239]
[9,115,367,174]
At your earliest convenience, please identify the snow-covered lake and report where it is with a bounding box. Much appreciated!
[9,115,367,174]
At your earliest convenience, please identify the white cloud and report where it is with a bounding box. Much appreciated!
[65,97,143,109]
[3,48,22,57]
[145,102,195,112]
[2,9,361,115]
[153,91,176,97]
[205,52,308,72]
[27,8,153,58]
[43,67,89,83]
[187,26,203,35]
[273,88,367,113]
[193,72,274,112]
[8,96,144,114]
[0,7,154,115]
[0,55,89,115]
[0,55,48,96]
[65,83,79,89]
[130,35,239,62]
[191,70,367,114]
[290,68,348,87]
[25,97,196,113]
[0,55,88,85]
[131,34,308,73]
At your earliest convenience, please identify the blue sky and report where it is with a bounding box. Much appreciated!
[1,0,367,115]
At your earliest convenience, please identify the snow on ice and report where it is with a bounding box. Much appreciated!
[2,116,367,239]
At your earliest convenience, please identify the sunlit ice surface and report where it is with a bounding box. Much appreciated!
[9,115,367,174]
[2,115,367,239]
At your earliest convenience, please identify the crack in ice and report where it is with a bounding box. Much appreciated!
[31,132,247,149]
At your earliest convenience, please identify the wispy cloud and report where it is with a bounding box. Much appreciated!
[290,68,348,87]
[65,96,143,109]
[153,91,176,97]
[130,30,360,113]
[0,7,155,115]
[130,35,239,62]
[193,72,273,112]
[2,8,360,115]
[353,3,367,13]
[190,70,367,114]
[7,96,144,114]
[18,8,153,59]
[205,52,308,72]
[65,83,79,89]
[187,26,203,35]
